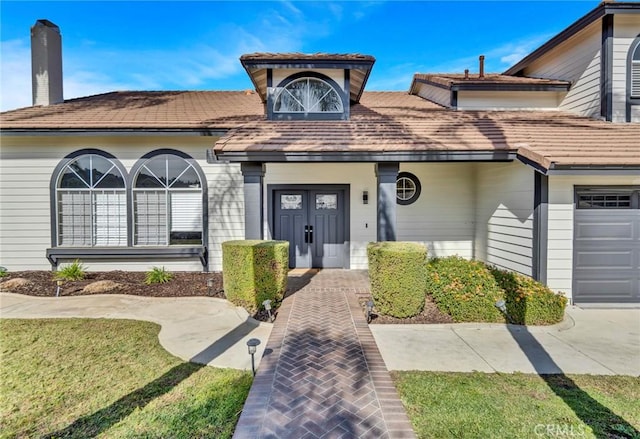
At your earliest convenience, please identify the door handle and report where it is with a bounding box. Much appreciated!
[308,225,313,244]
[304,226,309,243]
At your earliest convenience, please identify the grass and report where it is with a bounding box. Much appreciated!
[393,371,640,439]
[0,318,252,439]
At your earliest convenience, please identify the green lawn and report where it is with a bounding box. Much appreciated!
[0,319,252,439]
[393,371,640,439]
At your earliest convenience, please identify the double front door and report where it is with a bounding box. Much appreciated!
[273,187,347,268]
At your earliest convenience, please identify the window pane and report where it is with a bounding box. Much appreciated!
[281,194,302,210]
[634,44,640,61]
[60,169,90,188]
[316,194,337,210]
[94,191,127,246]
[171,192,202,233]
[90,156,121,188]
[58,191,92,246]
[134,191,168,245]
[274,77,342,113]
[140,157,167,187]
[170,166,201,188]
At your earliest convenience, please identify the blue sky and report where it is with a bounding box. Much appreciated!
[1,1,599,111]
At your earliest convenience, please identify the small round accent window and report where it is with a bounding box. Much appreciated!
[396,172,421,205]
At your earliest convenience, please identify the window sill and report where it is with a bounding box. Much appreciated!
[46,246,208,270]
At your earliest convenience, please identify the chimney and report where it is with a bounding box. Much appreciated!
[479,55,485,79]
[464,69,469,80]
[31,19,63,106]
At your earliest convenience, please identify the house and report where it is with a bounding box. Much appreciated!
[1,2,639,305]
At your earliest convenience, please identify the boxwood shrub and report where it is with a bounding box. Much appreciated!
[222,240,289,314]
[367,242,428,318]
[490,267,567,325]
[426,256,504,323]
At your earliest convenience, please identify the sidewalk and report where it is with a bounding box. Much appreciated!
[370,306,640,376]
[0,292,272,370]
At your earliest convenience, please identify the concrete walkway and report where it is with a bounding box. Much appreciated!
[0,292,272,370]
[371,306,640,376]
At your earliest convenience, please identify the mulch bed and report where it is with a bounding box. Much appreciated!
[1,270,224,298]
[1,270,453,324]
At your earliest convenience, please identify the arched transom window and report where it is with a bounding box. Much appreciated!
[632,42,640,97]
[56,153,126,246]
[274,77,344,113]
[133,154,202,246]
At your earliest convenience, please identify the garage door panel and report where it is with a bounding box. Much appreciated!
[575,250,634,269]
[573,189,639,304]
[574,279,636,301]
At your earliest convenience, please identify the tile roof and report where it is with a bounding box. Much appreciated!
[0,91,264,130]
[240,53,376,62]
[412,73,571,88]
[1,90,639,170]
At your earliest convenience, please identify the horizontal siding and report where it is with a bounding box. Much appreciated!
[0,136,217,271]
[611,15,640,122]
[524,21,601,118]
[416,83,450,107]
[397,163,475,259]
[475,162,534,276]
[457,91,561,110]
[547,174,640,300]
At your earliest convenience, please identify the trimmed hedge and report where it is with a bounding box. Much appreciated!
[367,242,428,318]
[490,267,567,325]
[426,256,504,322]
[222,240,289,313]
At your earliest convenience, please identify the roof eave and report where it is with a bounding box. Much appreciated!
[504,2,640,76]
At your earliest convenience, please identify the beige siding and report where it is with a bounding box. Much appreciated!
[397,163,475,259]
[547,174,640,300]
[265,163,377,269]
[0,136,225,272]
[524,21,601,118]
[415,83,450,107]
[457,90,562,110]
[612,15,640,122]
[474,162,534,276]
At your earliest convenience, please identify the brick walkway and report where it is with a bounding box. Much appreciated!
[233,269,416,439]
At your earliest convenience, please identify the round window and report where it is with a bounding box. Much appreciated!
[396,172,421,205]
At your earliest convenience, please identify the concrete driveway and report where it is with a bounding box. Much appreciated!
[371,306,640,376]
[0,292,272,370]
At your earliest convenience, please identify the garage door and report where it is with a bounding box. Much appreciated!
[573,188,640,303]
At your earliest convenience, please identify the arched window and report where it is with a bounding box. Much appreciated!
[274,77,344,113]
[55,152,127,246]
[132,152,203,246]
[631,40,640,98]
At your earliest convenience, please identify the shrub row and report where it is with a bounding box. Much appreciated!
[367,244,566,325]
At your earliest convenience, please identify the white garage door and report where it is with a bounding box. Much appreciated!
[573,188,640,303]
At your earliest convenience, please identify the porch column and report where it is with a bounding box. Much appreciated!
[375,162,399,241]
[240,162,265,240]
[533,172,548,284]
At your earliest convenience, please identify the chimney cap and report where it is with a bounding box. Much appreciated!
[34,19,60,30]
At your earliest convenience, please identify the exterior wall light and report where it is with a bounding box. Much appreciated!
[246,338,261,376]
[362,191,369,204]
